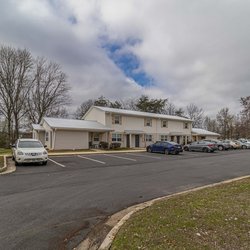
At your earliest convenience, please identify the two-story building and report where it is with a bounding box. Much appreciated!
[32,106,193,150]
[84,106,192,148]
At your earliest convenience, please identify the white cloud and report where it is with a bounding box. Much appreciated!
[0,0,249,116]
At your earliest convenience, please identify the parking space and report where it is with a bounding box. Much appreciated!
[12,149,249,175]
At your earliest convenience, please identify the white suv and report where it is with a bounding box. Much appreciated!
[12,139,48,166]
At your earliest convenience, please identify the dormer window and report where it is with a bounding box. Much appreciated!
[161,120,168,128]
[144,118,152,127]
[112,115,122,125]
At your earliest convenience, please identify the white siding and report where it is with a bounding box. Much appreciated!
[84,107,106,125]
[54,130,89,150]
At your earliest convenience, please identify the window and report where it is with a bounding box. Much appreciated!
[112,133,122,142]
[144,118,152,127]
[161,120,168,128]
[160,135,168,141]
[145,134,152,142]
[45,132,49,142]
[184,122,189,129]
[93,133,99,142]
[113,115,122,125]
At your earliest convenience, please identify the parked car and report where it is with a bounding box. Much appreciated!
[11,139,48,166]
[203,139,230,151]
[183,141,217,153]
[222,140,241,149]
[147,141,183,155]
[234,140,250,149]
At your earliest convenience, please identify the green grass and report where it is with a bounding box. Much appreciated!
[111,178,250,250]
[0,148,11,155]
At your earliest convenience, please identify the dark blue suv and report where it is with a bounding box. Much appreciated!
[146,141,183,155]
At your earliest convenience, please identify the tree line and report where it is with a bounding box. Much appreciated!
[74,95,250,140]
[0,45,250,147]
[0,45,70,146]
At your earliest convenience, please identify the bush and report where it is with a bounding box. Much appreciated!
[110,142,121,149]
[99,141,109,149]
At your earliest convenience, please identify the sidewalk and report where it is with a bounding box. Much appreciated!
[48,148,146,156]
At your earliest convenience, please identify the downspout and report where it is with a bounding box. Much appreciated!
[53,128,57,150]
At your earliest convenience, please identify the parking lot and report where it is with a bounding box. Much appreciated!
[1,150,250,250]
[11,149,249,176]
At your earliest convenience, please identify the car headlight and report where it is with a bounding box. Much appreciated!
[17,151,24,155]
[43,151,48,155]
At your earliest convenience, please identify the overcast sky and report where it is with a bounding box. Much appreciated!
[1,0,249,117]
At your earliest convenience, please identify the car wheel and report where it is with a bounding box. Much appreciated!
[164,149,169,155]
[218,145,224,151]
[15,161,19,166]
[147,147,152,153]
[175,151,179,155]
[42,161,47,166]
[12,156,15,161]
[183,146,189,151]
[203,147,209,153]
[242,145,247,149]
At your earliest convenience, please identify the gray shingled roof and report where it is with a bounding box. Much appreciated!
[92,106,192,122]
[41,117,113,131]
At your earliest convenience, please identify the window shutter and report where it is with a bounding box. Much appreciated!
[112,115,115,124]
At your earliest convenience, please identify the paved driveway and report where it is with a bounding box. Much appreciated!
[0,150,249,250]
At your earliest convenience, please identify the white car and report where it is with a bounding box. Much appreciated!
[12,139,48,166]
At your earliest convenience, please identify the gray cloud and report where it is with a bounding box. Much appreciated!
[1,0,249,116]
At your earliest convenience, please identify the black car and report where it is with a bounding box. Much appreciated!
[147,141,183,155]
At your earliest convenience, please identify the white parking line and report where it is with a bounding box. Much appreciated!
[48,158,66,168]
[103,154,137,162]
[77,155,106,165]
[126,153,162,160]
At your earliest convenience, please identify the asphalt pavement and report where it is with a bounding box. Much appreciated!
[0,150,249,250]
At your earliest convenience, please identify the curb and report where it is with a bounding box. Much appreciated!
[0,156,16,175]
[0,155,7,173]
[77,175,250,250]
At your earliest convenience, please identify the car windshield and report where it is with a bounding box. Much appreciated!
[18,141,43,148]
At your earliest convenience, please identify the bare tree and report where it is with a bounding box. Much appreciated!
[203,116,218,132]
[0,46,32,142]
[164,102,176,115]
[74,99,95,119]
[216,107,234,139]
[186,103,204,128]
[27,57,71,124]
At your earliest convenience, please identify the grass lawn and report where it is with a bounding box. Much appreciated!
[0,148,11,155]
[111,178,250,250]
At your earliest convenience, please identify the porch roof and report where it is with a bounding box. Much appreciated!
[124,130,145,134]
[40,117,113,132]
[169,132,191,136]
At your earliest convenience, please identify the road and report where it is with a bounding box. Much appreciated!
[0,150,249,250]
